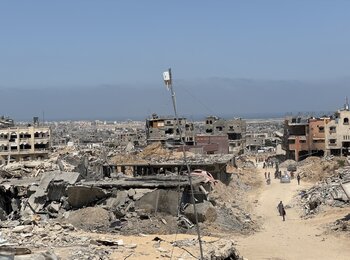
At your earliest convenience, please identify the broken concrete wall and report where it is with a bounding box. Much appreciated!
[47,181,67,201]
[135,189,180,215]
[67,186,108,208]
[184,200,217,223]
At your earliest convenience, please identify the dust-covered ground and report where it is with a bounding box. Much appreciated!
[233,162,350,260]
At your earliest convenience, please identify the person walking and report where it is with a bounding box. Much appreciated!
[277,201,284,215]
[297,174,301,185]
[268,172,270,179]
[281,205,286,221]
[264,172,267,179]
[277,201,286,221]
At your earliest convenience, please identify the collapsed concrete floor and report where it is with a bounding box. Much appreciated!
[0,161,258,259]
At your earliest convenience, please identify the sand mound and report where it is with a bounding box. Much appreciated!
[139,142,170,159]
[280,159,297,168]
[65,207,110,231]
[297,157,344,182]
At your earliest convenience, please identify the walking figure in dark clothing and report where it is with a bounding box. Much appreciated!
[277,201,283,215]
[281,206,286,221]
[277,201,286,221]
[297,174,301,185]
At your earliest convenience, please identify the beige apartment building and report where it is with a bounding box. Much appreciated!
[325,104,350,156]
[0,126,51,164]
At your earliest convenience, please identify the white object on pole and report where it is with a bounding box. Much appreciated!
[163,68,172,88]
[163,71,171,81]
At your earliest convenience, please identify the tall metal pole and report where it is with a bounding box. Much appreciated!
[164,68,204,260]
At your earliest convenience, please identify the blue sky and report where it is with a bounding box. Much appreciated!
[1,1,350,119]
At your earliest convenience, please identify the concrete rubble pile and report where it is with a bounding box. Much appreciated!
[209,174,259,234]
[0,161,61,179]
[0,220,135,259]
[0,141,251,258]
[327,214,350,235]
[279,159,297,169]
[172,238,243,260]
[299,166,350,216]
[0,170,216,224]
[0,145,120,180]
[0,166,231,258]
[235,156,255,169]
[297,156,343,182]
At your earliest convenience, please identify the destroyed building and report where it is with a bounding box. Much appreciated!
[245,119,283,153]
[194,134,229,154]
[51,120,146,149]
[0,118,51,164]
[204,116,246,155]
[245,132,268,151]
[145,114,246,155]
[283,101,350,161]
[114,154,235,184]
[145,113,195,146]
[0,116,14,129]
[283,116,329,161]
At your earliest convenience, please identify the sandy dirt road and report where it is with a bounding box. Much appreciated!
[235,166,350,260]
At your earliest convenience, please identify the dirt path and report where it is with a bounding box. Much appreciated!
[235,165,350,260]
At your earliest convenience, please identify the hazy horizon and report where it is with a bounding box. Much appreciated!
[0,77,347,122]
[1,2,350,121]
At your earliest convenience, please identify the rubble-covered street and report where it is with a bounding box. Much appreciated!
[1,120,350,259]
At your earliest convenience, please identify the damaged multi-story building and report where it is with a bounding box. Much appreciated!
[145,113,195,146]
[0,116,14,128]
[245,132,269,151]
[283,101,350,161]
[0,117,51,164]
[283,116,328,161]
[204,116,246,155]
[325,103,350,156]
[146,114,246,155]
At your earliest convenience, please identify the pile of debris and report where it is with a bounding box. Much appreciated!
[297,156,343,182]
[0,222,244,259]
[0,166,248,258]
[235,156,256,169]
[206,166,261,235]
[0,220,134,259]
[279,159,297,169]
[328,214,350,235]
[0,161,60,179]
[0,169,215,224]
[299,166,350,216]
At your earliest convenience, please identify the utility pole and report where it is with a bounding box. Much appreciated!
[162,68,204,260]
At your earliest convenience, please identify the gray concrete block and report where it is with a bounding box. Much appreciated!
[67,186,107,208]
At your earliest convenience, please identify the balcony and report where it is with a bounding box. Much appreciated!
[0,140,8,145]
[34,138,50,144]
[0,149,48,156]
[19,138,31,143]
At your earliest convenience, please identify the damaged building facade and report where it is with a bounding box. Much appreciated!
[146,114,246,155]
[0,118,51,164]
[283,116,328,161]
[0,116,14,128]
[145,113,195,146]
[204,116,246,155]
[284,102,350,161]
